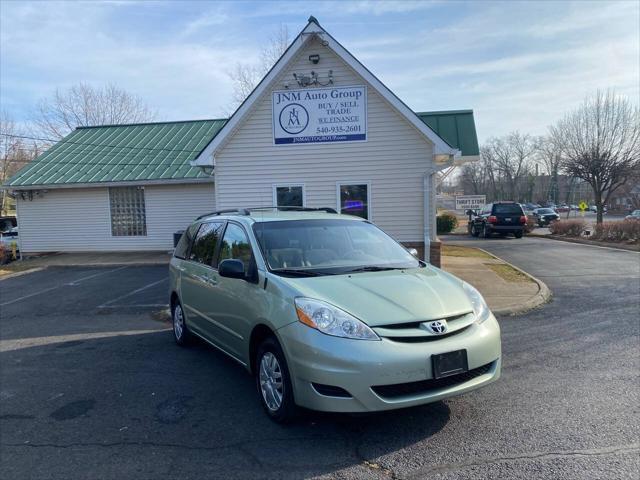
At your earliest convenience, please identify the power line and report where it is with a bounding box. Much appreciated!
[0,133,209,155]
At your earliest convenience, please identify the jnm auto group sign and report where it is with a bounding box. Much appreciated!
[272,85,367,144]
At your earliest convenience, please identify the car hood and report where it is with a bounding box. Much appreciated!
[279,266,474,327]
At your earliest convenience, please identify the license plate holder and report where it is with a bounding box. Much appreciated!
[432,350,468,379]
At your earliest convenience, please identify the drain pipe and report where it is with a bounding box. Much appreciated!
[423,170,433,264]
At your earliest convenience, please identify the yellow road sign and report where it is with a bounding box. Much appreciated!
[579,201,588,211]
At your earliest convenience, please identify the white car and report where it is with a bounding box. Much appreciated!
[0,227,19,251]
[625,210,640,221]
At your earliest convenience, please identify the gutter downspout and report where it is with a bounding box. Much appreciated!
[423,170,433,264]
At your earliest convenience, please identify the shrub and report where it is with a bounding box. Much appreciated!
[592,220,640,243]
[0,244,6,265]
[549,219,586,237]
[437,212,459,234]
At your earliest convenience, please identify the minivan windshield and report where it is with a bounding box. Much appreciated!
[252,219,421,274]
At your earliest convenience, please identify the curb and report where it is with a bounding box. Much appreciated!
[527,234,639,252]
[0,267,46,281]
[471,246,552,317]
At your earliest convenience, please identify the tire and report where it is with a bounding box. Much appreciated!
[471,224,480,237]
[514,231,523,238]
[255,336,297,423]
[172,299,191,346]
[482,225,491,238]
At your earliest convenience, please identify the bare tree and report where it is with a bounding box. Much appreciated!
[459,160,488,195]
[481,132,537,201]
[34,83,156,139]
[536,135,562,204]
[0,113,39,215]
[550,90,640,224]
[228,25,290,110]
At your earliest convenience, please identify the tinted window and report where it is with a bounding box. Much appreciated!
[275,185,304,207]
[537,208,554,214]
[493,204,524,215]
[218,223,254,271]
[189,222,224,266]
[339,184,369,219]
[173,224,199,259]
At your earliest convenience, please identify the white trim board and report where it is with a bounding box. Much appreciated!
[192,18,459,167]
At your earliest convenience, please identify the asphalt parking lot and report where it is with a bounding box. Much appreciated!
[1,239,639,479]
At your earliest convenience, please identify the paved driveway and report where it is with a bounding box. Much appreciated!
[0,241,638,479]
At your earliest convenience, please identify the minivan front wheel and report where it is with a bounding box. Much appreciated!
[172,301,190,346]
[255,336,296,423]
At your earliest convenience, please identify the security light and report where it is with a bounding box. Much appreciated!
[309,54,320,64]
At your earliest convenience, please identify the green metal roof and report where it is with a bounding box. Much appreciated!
[417,110,479,157]
[6,119,226,188]
[6,109,478,188]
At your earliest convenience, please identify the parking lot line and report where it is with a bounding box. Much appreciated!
[0,266,129,307]
[97,278,167,308]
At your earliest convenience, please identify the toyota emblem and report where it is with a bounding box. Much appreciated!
[425,320,448,334]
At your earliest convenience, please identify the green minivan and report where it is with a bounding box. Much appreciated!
[169,208,501,422]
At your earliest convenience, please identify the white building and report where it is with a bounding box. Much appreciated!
[4,17,479,266]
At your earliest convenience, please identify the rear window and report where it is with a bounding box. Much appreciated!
[493,204,524,215]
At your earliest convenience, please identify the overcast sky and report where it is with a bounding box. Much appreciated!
[1,0,638,142]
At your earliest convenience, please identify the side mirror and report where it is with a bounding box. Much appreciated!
[408,248,419,257]
[218,259,245,279]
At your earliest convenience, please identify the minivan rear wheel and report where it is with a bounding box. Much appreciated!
[172,301,191,346]
[255,336,296,423]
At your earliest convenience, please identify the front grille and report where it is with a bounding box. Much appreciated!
[386,325,471,343]
[371,362,494,399]
[312,383,352,398]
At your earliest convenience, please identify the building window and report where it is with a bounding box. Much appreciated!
[273,184,305,208]
[337,182,370,219]
[109,187,147,236]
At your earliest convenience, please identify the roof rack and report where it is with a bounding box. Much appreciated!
[246,206,338,214]
[196,208,250,220]
[195,206,337,220]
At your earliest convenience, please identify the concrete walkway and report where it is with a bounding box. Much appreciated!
[441,247,551,315]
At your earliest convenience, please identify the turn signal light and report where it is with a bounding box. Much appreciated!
[488,215,498,224]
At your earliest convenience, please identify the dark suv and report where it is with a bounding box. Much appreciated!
[467,202,527,238]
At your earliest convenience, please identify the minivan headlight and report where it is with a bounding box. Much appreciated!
[294,298,380,340]
[462,282,491,324]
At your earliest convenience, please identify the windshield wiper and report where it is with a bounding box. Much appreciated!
[271,269,327,277]
[345,266,400,273]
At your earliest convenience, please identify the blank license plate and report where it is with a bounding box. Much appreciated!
[432,350,468,379]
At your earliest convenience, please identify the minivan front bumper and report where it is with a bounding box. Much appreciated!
[277,315,501,412]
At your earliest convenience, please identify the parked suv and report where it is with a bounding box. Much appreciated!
[169,207,501,422]
[531,207,560,227]
[467,202,527,238]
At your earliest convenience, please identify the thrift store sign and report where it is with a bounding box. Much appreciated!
[272,86,367,144]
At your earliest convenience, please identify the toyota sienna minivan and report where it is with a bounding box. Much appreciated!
[169,207,501,422]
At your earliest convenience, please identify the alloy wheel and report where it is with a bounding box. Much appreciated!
[259,352,284,411]
[173,304,184,340]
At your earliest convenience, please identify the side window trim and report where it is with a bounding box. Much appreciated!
[209,220,227,270]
